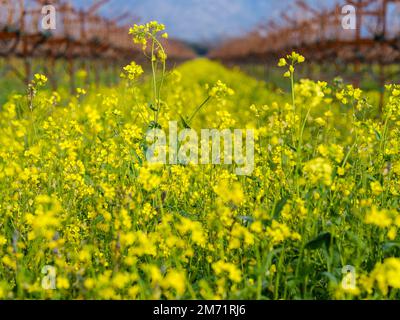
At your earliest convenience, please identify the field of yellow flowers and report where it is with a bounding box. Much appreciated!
[1,22,400,300]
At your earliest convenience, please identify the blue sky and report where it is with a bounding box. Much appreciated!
[74,0,329,43]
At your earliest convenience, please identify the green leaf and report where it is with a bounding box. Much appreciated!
[148,102,158,112]
[148,121,161,129]
[286,144,297,152]
[272,197,288,220]
[382,241,400,252]
[306,232,333,250]
[322,272,338,285]
[94,215,105,224]
[374,129,381,141]
[179,114,191,129]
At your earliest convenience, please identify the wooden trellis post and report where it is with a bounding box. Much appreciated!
[0,0,196,93]
[210,0,400,115]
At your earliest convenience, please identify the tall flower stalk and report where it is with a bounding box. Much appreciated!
[278,52,305,194]
[129,21,169,128]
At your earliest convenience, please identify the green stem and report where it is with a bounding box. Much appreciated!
[188,96,211,124]
[274,247,285,300]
